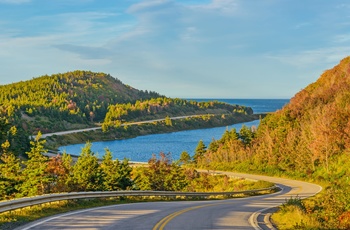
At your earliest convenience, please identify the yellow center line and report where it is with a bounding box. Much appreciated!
[153,203,224,230]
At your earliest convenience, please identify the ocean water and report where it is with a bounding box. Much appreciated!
[190,98,289,114]
[58,99,289,162]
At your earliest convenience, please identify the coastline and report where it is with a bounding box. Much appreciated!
[46,113,264,150]
[46,115,264,162]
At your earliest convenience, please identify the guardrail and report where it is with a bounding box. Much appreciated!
[0,186,276,213]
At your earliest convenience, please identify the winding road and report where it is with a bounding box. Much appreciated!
[34,115,211,139]
[16,171,321,230]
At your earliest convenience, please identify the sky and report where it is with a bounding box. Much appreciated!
[0,0,350,99]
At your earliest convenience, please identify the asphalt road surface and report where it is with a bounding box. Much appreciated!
[33,115,210,139]
[16,172,321,230]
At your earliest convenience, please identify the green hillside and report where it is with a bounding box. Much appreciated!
[196,56,350,229]
[0,70,259,155]
[0,70,161,134]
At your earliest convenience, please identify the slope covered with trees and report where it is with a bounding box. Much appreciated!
[0,70,161,135]
[102,97,253,131]
[1,70,260,155]
[195,56,350,228]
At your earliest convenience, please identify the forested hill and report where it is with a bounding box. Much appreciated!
[196,56,350,228]
[253,56,350,175]
[200,56,350,176]
[0,70,257,156]
[0,71,161,133]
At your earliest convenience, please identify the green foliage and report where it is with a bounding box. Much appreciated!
[102,97,253,130]
[133,153,188,191]
[19,133,49,197]
[0,140,137,200]
[0,70,161,135]
[0,117,30,158]
[0,152,22,200]
[193,140,206,163]
[239,125,255,145]
[179,151,191,164]
[72,142,103,191]
[100,149,133,190]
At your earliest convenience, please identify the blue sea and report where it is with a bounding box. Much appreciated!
[58,99,289,162]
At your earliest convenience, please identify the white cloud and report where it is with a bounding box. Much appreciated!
[189,0,238,15]
[179,26,201,42]
[128,0,170,13]
[265,46,350,70]
[333,34,350,43]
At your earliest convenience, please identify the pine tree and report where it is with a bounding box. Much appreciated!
[193,140,206,163]
[179,151,191,164]
[19,132,49,197]
[61,152,74,191]
[239,125,255,145]
[100,149,131,191]
[0,141,22,200]
[117,158,133,190]
[72,142,103,191]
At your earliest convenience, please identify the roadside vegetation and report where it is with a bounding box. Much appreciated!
[193,57,350,229]
[0,134,273,200]
[0,136,273,229]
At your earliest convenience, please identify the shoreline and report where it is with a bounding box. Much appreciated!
[49,119,260,163]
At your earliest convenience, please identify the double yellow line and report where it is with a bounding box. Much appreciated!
[152,203,223,230]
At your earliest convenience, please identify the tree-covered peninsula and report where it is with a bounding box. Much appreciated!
[0,70,259,156]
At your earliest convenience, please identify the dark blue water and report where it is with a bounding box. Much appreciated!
[58,99,289,162]
[190,99,289,114]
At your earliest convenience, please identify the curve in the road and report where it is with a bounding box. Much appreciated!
[16,172,321,230]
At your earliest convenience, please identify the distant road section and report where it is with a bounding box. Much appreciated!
[32,114,215,139]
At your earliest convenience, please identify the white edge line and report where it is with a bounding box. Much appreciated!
[248,186,284,230]
[19,203,133,230]
[248,183,323,230]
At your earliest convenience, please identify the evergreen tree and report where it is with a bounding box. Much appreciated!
[208,138,219,152]
[193,140,206,163]
[61,152,74,191]
[19,132,49,197]
[72,142,103,191]
[239,125,255,145]
[117,158,133,190]
[100,149,132,190]
[179,151,191,164]
[0,141,22,200]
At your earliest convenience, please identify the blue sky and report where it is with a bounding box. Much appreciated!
[0,0,350,98]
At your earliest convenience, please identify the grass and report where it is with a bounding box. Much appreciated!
[271,196,320,229]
